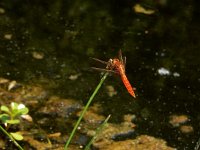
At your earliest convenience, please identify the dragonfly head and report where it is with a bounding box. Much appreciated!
[108,58,113,63]
[107,58,120,70]
[106,59,114,69]
[113,58,120,63]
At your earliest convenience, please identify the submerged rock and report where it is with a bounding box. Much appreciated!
[81,111,136,149]
[169,114,189,127]
[79,109,174,150]
[0,78,49,107]
[0,77,177,149]
[99,135,175,150]
[37,96,82,119]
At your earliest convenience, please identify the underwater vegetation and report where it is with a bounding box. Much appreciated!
[0,0,199,149]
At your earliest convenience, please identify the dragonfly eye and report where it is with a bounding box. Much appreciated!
[106,59,113,69]
[109,59,113,63]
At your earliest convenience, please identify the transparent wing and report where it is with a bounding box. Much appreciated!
[118,49,126,68]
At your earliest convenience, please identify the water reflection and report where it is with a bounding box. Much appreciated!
[0,0,199,149]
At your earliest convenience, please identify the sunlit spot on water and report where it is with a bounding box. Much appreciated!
[157,67,170,76]
[173,72,180,77]
[157,67,180,77]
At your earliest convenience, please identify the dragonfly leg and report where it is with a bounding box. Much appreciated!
[90,57,108,64]
[91,67,118,74]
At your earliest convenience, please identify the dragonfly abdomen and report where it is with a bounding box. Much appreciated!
[120,73,136,98]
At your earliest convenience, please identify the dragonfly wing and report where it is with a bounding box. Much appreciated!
[123,56,126,69]
[118,50,126,68]
[118,50,123,62]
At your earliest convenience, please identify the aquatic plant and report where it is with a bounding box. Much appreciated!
[84,114,111,150]
[0,102,29,150]
[64,73,108,149]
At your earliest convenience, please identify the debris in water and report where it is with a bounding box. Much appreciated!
[68,73,81,80]
[158,67,170,76]
[47,132,61,138]
[0,78,9,84]
[0,8,5,14]
[105,85,117,97]
[8,80,17,91]
[32,51,44,59]
[180,125,193,134]
[133,4,155,15]
[4,34,12,40]
[173,72,180,77]
[21,114,33,122]
[169,115,189,127]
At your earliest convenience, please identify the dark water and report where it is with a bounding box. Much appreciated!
[0,0,200,149]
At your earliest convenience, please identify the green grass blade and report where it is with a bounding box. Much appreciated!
[0,125,24,150]
[84,114,111,150]
[64,73,108,150]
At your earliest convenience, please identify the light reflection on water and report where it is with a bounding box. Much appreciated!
[0,1,199,149]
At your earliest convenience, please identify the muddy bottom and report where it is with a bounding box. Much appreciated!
[0,77,176,150]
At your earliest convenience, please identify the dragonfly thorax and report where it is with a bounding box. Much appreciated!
[106,58,121,71]
[91,50,136,98]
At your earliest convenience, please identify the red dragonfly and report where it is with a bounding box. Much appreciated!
[92,50,136,98]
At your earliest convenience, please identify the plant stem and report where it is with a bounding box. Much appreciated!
[0,125,24,150]
[84,114,111,150]
[64,73,108,150]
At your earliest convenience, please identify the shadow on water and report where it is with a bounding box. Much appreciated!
[0,0,200,149]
